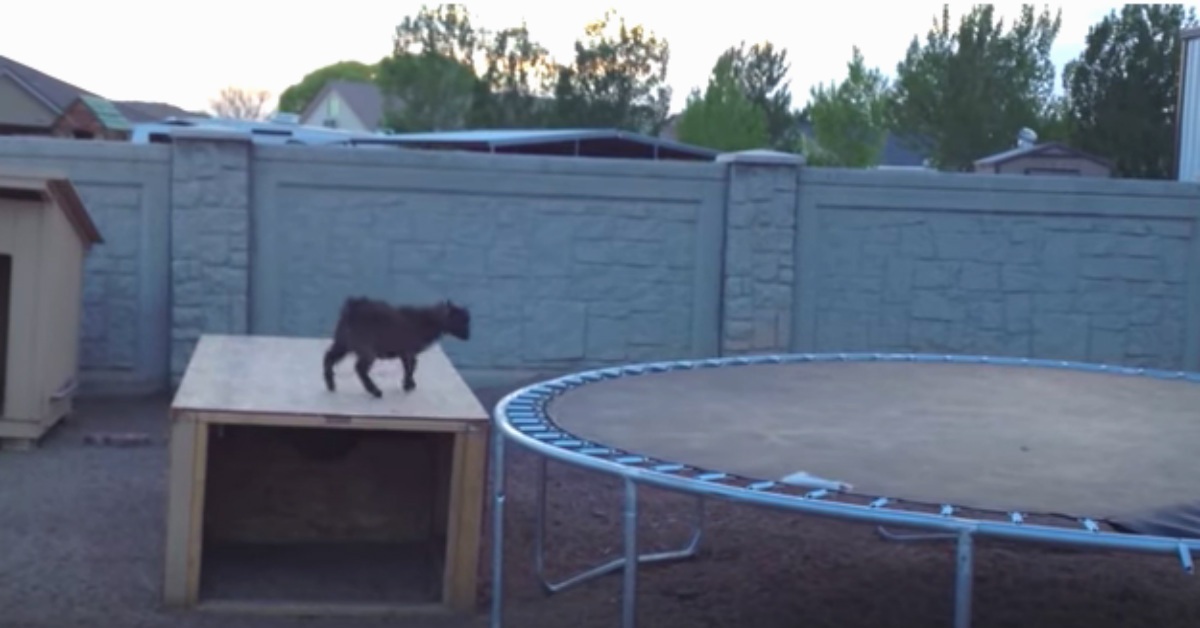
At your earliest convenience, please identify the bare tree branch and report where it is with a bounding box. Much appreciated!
[210,86,272,120]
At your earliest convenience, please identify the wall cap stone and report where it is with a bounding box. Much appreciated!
[716,149,806,167]
[165,129,254,144]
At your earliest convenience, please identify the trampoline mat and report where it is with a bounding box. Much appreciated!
[548,361,1200,527]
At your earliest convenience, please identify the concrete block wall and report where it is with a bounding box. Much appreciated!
[168,134,252,379]
[2,134,1199,395]
[0,139,172,395]
[244,142,728,385]
[790,169,1200,371]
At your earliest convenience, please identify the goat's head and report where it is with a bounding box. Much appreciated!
[436,299,471,341]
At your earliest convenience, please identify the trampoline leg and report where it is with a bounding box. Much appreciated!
[876,525,958,543]
[489,425,507,628]
[953,530,974,628]
[621,477,638,628]
[532,456,705,595]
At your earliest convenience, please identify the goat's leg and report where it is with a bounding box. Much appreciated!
[354,354,383,398]
[323,342,349,391]
[400,353,418,392]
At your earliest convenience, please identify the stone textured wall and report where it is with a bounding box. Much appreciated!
[792,169,1200,371]
[168,134,251,380]
[2,134,1200,395]
[719,151,802,355]
[0,138,171,395]
[247,145,726,382]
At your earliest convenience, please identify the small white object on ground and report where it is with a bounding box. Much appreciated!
[779,470,853,492]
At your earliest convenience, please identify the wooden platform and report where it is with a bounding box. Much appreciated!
[163,334,490,616]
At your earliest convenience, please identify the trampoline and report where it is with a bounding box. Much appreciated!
[488,353,1200,628]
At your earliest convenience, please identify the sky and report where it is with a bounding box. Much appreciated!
[0,2,1166,117]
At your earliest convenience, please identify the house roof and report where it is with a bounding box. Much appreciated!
[0,55,98,112]
[77,95,133,131]
[115,100,206,123]
[349,128,721,161]
[0,55,200,126]
[973,141,1114,169]
[300,80,387,128]
[0,167,104,246]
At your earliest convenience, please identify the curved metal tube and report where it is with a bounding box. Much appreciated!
[489,352,1200,628]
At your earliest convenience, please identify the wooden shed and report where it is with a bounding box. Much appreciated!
[0,168,102,449]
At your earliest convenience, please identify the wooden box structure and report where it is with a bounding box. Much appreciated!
[164,334,490,616]
[0,168,102,449]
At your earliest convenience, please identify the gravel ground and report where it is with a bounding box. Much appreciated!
[2,386,1200,628]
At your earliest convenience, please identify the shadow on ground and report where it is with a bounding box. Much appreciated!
[2,382,1199,628]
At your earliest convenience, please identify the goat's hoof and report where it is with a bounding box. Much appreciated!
[403,382,416,392]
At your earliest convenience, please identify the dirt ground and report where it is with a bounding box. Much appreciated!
[2,386,1199,628]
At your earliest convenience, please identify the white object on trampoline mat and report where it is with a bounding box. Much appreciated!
[779,470,854,492]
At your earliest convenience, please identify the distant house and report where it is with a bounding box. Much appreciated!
[1177,26,1200,182]
[298,80,389,132]
[972,129,1113,177]
[0,55,201,139]
[52,95,133,140]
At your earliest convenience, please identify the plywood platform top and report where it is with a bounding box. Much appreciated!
[170,335,488,424]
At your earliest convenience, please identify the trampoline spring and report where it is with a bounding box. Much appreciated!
[580,447,614,456]
[805,489,829,500]
[940,505,955,517]
[1178,544,1194,575]
[869,498,889,509]
[1009,512,1025,525]
[614,456,646,465]
[696,472,727,482]
[551,440,584,448]
[1081,518,1100,533]
[532,432,566,441]
[652,463,685,473]
[748,481,776,491]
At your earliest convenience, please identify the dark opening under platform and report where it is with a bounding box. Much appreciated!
[198,424,454,608]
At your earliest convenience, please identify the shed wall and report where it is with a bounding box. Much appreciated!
[35,198,84,421]
[0,198,43,419]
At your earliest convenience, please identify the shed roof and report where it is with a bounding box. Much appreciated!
[348,128,722,160]
[972,141,1114,169]
[0,169,103,246]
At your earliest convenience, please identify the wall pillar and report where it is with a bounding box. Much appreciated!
[717,149,805,356]
[168,132,252,383]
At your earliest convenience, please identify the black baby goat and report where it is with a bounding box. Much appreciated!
[322,296,471,398]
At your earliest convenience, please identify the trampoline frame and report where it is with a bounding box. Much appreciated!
[488,352,1200,628]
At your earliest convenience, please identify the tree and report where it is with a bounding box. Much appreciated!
[210,87,271,120]
[887,4,1062,170]
[378,4,484,131]
[675,54,769,152]
[277,61,378,114]
[392,3,480,67]
[715,41,797,148]
[471,24,558,127]
[552,10,672,134]
[804,47,891,167]
[1062,4,1198,179]
[377,52,479,132]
